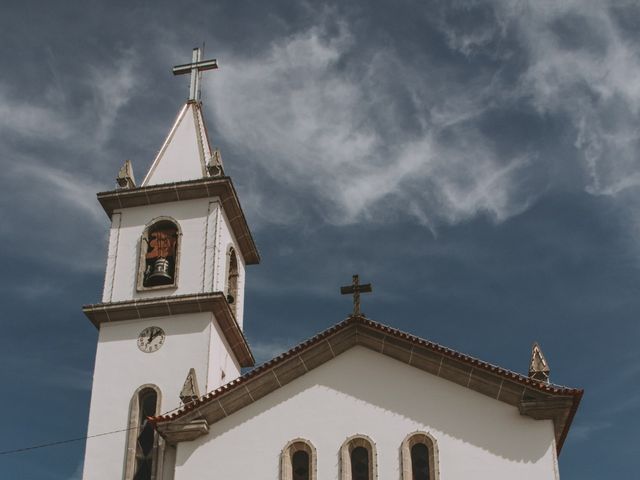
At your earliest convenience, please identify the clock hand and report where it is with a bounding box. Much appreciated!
[148,328,159,344]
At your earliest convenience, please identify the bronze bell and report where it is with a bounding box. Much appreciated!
[147,257,172,284]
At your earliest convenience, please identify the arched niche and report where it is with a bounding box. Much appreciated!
[225,245,239,316]
[280,438,317,480]
[123,384,164,480]
[340,434,377,480]
[137,217,181,291]
[400,431,439,480]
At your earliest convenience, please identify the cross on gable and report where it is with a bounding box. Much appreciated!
[172,47,219,102]
[340,274,372,317]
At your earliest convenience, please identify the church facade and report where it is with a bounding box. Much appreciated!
[81,49,582,480]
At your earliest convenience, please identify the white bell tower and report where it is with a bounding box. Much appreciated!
[82,48,259,480]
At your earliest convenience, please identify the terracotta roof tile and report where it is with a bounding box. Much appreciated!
[151,316,583,452]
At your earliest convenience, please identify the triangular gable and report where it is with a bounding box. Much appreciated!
[154,316,582,453]
[142,102,212,186]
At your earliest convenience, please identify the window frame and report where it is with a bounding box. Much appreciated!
[340,434,377,480]
[123,384,165,480]
[280,438,317,480]
[400,432,439,480]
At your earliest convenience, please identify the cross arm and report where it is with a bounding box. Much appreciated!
[172,59,219,76]
[340,284,372,294]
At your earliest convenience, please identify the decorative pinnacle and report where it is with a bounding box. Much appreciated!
[116,160,136,189]
[529,342,550,383]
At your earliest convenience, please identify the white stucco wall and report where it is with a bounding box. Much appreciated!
[101,198,246,329]
[104,198,209,302]
[213,205,246,329]
[174,346,559,480]
[207,316,241,391]
[82,311,241,480]
[83,313,208,479]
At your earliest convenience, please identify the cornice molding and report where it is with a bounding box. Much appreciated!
[97,177,260,265]
[82,292,255,367]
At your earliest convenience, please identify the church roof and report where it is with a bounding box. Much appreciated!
[153,315,582,453]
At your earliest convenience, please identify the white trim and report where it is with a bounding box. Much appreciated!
[340,434,378,480]
[102,212,122,303]
[192,103,209,178]
[202,201,220,292]
[280,438,317,480]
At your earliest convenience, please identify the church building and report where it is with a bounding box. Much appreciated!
[81,49,583,480]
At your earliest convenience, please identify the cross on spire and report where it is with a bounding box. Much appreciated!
[340,274,372,317]
[172,47,218,102]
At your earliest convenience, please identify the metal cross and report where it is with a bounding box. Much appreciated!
[340,274,372,316]
[172,47,218,102]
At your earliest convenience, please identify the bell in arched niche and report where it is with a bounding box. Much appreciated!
[143,221,178,288]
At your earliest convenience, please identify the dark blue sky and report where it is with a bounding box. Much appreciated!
[1,0,639,478]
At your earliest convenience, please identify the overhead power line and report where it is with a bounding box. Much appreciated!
[0,426,136,456]
[0,408,188,457]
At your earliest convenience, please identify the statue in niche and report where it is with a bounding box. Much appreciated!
[143,223,178,287]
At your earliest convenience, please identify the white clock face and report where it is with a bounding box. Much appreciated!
[137,326,165,353]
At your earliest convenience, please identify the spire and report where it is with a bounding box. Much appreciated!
[179,368,201,405]
[141,48,221,187]
[141,103,214,186]
[528,342,550,383]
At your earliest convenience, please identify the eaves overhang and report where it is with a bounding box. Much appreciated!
[96,177,260,265]
[82,292,255,367]
[152,315,582,453]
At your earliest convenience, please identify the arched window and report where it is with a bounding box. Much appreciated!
[226,246,239,314]
[401,432,439,480]
[138,218,180,290]
[124,385,163,480]
[340,435,377,480]
[280,439,317,480]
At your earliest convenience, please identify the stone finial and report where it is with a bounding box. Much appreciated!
[529,342,550,383]
[179,368,201,405]
[116,160,136,189]
[206,149,225,177]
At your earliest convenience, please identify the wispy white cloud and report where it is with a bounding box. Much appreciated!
[0,49,137,152]
[10,279,61,300]
[571,420,612,442]
[10,161,105,223]
[492,0,640,196]
[87,49,137,146]
[205,17,534,229]
[190,1,640,254]
[0,87,73,140]
[0,49,138,271]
